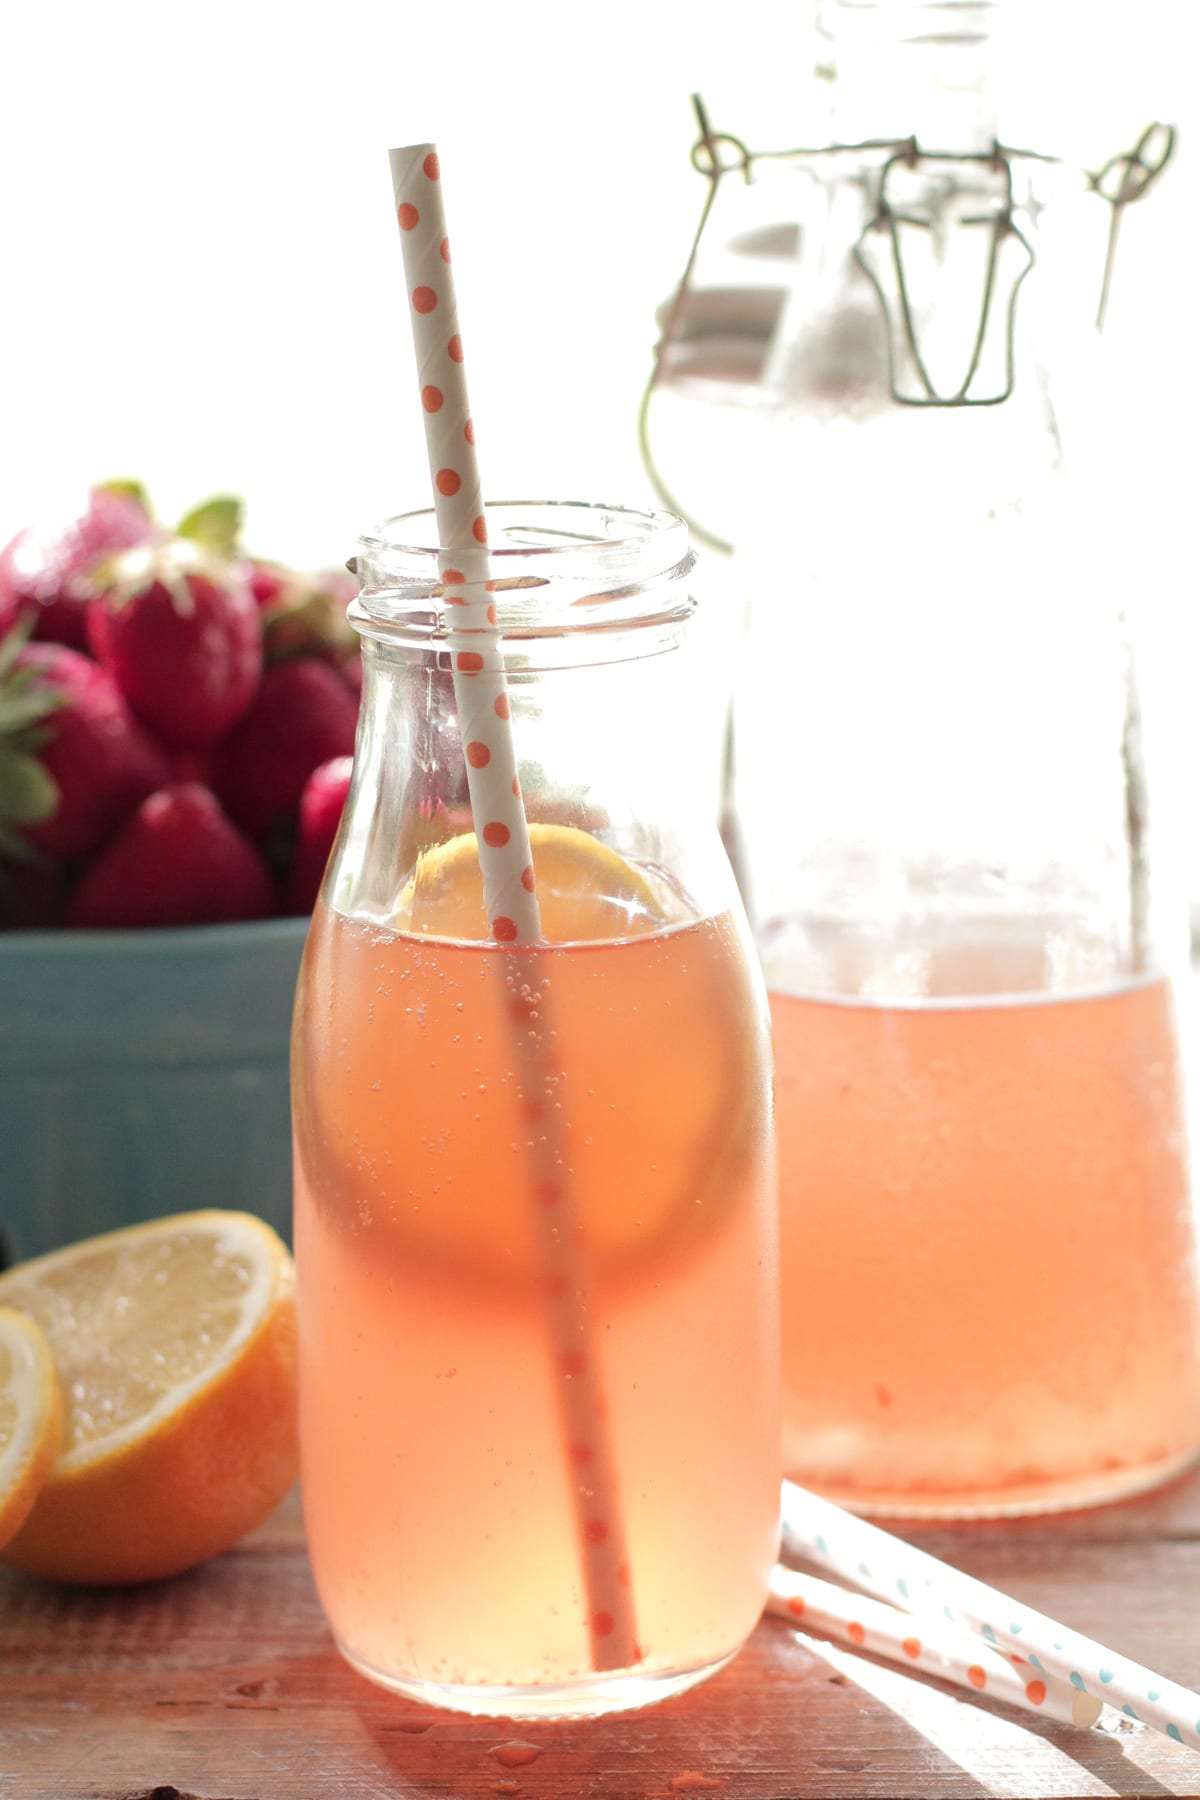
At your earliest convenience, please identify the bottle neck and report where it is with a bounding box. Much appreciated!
[816,0,1001,150]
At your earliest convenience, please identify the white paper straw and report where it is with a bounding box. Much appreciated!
[388,144,639,1675]
[388,144,538,946]
[768,1566,1102,1731]
[782,1480,1200,1754]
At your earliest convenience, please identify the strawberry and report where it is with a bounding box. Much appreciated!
[245,559,296,610]
[87,543,263,751]
[15,642,169,859]
[259,564,359,668]
[0,621,66,925]
[286,755,353,914]
[211,659,359,842]
[67,783,275,929]
[0,484,157,649]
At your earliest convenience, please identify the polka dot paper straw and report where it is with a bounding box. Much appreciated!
[768,1567,1102,1731]
[388,143,638,1675]
[782,1480,1200,1755]
[389,143,538,948]
[502,957,642,1674]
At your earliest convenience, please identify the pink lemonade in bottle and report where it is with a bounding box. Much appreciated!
[293,843,779,1712]
[772,974,1200,1515]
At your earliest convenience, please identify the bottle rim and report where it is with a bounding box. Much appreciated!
[352,500,695,648]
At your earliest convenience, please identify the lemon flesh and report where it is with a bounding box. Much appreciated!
[0,1307,62,1550]
[0,1211,298,1584]
[396,822,685,943]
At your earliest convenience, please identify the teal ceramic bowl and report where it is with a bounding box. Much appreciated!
[0,918,309,1266]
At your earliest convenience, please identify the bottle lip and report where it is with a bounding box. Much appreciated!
[353,500,695,647]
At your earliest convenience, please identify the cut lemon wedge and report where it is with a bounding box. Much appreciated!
[0,1211,298,1585]
[396,822,684,942]
[0,1307,62,1552]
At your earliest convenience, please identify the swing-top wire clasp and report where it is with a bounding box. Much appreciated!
[639,96,1175,549]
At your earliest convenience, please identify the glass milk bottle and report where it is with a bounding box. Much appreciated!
[292,502,779,1714]
[730,0,1200,1515]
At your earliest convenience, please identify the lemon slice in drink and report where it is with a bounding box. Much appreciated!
[0,1308,62,1552]
[0,1211,298,1585]
[396,822,682,942]
[299,827,766,1287]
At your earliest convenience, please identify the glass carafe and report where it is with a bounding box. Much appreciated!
[291,502,779,1714]
[728,2,1200,1516]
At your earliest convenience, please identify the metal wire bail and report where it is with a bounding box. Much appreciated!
[853,144,1035,407]
[639,96,1177,549]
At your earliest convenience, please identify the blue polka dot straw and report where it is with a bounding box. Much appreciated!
[781,1481,1200,1754]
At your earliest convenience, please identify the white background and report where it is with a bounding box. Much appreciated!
[0,1,1192,550]
[0,0,1196,858]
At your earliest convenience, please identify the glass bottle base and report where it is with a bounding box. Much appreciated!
[337,1638,738,1720]
[791,1442,1200,1521]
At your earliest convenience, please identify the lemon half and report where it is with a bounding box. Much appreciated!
[0,1211,298,1585]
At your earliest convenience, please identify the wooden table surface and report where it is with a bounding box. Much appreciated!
[3,1468,1199,1800]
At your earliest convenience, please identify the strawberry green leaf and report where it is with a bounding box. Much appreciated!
[18,722,56,754]
[94,477,153,515]
[0,753,59,825]
[177,495,244,559]
[0,680,65,734]
[0,613,35,679]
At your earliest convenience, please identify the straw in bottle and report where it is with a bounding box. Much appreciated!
[389,144,638,1674]
[389,145,537,945]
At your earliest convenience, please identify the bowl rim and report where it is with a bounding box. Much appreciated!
[0,916,311,959]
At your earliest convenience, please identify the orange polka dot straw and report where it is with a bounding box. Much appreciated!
[781,1481,1200,1752]
[387,143,638,1676]
[388,143,538,951]
[767,1568,1102,1730]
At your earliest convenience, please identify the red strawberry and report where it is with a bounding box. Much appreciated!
[211,659,359,841]
[0,485,158,649]
[67,783,275,929]
[16,643,169,858]
[259,563,359,668]
[87,544,263,751]
[286,755,353,914]
[245,559,297,609]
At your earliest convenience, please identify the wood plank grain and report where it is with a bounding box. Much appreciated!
[3,1480,1200,1800]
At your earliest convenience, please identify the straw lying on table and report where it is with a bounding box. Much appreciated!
[768,1565,1101,1730]
[780,1480,1200,1753]
[388,143,638,1674]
